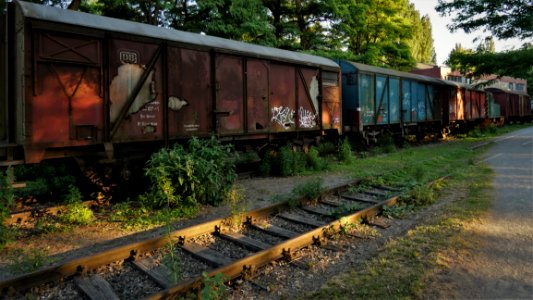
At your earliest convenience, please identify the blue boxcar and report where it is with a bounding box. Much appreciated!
[337,60,442,134]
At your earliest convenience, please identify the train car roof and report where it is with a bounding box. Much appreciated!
[14,1,339,71]
[341,61,488,92]
[341,61,443,85]
[485,87,530,97]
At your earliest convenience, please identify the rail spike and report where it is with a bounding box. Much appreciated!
[242,265,254,280]
[282,248,292,261]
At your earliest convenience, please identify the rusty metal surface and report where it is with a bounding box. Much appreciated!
[0,14,6,143]
[269,64,296,132]
[297,68,320,130]
[216,54,244,135]
[108,39,163,141]
[168,48,212,137]
[246,59,270,133]
[16,1,339,71]
[32,30,103,144]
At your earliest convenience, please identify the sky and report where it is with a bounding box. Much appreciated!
[410,0,525,66]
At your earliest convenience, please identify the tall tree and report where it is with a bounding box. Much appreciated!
[405,4,436,64]
[328,0,416,70]
[436,0,533,40]
[439,0,533,93]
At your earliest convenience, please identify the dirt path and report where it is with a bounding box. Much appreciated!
[424,127,533,299]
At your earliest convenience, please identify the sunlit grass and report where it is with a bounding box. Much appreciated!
[308,163,493,299]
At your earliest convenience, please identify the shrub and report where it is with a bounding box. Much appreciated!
[316,142,337,156]
[307,147,328,171]
[14,162,76,197]
[59,186,94,225]
[338,138,354,163]
[292,178,323,201]
[0,168,15,249]
[143,137,237,209]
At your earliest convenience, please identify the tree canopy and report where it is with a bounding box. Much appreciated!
[13,0,436,71]
[438,0,533,93]
[436,0,533,40]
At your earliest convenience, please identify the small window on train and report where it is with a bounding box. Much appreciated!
[323,71,339,86]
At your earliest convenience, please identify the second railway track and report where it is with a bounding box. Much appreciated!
[1,180,405,299]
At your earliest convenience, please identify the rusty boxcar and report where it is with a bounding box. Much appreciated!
[486,88,531,123]
[0,1,341,166]
[438,80,487,130]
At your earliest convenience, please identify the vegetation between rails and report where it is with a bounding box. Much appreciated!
[308,162,493,299]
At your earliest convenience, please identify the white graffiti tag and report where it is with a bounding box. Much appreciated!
[299,107,318,128]
[271,106,295,129]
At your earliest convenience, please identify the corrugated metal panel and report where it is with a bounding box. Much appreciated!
[0,14,6,142]
[216,54,244,135]
[359,73,375,125]
[246,59,270,133]
[345,61,442,85]
[375,75,389,125]
[389,77,400,123]
[108,39,163,141]
[16,1,339,71]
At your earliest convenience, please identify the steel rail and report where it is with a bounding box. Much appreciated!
[145,194,399,299]
[0,181,355,294]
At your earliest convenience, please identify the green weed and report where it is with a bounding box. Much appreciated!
[201,272,229,300]
[7,248,54,275]
[338,137,354,163]
[292,178,323,202]
[224,186,248,228]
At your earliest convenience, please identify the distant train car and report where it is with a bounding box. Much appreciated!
[0,1,341,166]
[486,88,531,123]
[438,80,487,130]
[337,60,443,139]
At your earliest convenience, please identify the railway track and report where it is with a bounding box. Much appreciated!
[0,181,404,299]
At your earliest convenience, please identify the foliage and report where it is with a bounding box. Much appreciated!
[306,147,328,171]
[33,0,433,69]
[224,186,248,228]
[438,0,533,92]
[59,186,94,225]
[13,162,76,198]
[201,272,229,300]
[338,138,354,163]
[436,0,532,40]
[446,45,533,93]
[328,0,419,70]
[329,203,366,219]
[292,178,323,201]
[0,168,15,249]
[162,241,182,285]
[142,137,236,209]
[308,162,493,299]
[110,201,198,229]
[382,203,415,219]
[7,248,54,275]
[269,146,307,177]
[315,142,337,156]
[0,167,15,223]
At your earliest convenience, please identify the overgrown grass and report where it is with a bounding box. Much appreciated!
[308,159,494,299]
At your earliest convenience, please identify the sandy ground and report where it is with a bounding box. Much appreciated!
[422,127,533,299]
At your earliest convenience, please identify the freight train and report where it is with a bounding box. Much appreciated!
[1,1,531,167]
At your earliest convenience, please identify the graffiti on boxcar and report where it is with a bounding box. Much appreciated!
[109,63,156,125]
[271,106,295,129]
[298,107,317,128]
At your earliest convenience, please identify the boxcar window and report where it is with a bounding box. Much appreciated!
[323,71,339,86]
